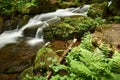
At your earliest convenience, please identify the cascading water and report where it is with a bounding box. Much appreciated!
[0,5,90,48]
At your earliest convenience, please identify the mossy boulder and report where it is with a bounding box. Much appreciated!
[44,17,105,40]
[34,47,59,70]
[20,67,34,80]
[20,47,59,79]
[58,1,80,8]
[21,0,58,14]
[87,2,108,18]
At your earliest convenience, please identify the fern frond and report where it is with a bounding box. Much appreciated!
[80,32,95,52]
[109,51,120,74]
[69,60,94,77]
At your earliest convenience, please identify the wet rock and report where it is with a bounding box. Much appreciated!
[0,41,41,73]
[0,73,19,80]
[23,27,38,37]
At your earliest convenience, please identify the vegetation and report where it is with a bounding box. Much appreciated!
[0,0,36,15]
[20,33,120,80]
[44,17,105,40]
[49,33,120,80]
[1,0,120,80]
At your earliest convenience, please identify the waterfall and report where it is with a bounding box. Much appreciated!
[0,5,90,48]
[35,28,44,38]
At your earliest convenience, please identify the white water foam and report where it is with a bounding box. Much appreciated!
[0,30,22,48]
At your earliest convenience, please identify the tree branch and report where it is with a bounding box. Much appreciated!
[46,38,77,79]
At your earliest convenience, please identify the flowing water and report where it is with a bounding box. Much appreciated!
[0,5,90,48]
[0,5,90,79]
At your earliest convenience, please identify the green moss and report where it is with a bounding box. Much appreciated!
[44,17,105,40]
[114,16,120,23]
[34,47,59,70]
[58,1,80,8]
[87,2,108,18]
[20,67,34,80]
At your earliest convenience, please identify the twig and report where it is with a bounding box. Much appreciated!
[46,38,77,79]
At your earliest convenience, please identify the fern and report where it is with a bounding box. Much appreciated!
[25,33,120,80]
[65,33,117,80]
[80,32,95,52]
[66,47,114,80]
[69,60,94,78]
[109,51,120,74]
[36,33,119,80]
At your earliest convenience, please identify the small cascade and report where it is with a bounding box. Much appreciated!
[0,5,90,48]
[26,28,44,46]
[35,28,44,39]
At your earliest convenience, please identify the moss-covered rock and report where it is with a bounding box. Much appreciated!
[87,2,108,18]
[20,47,59,79]
[44,17,105,40]
[58,1,80,8]
[20,0,58,14]
[20,67,34,80]
[34,47,59,70]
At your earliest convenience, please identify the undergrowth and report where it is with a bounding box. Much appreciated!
[22,33,120,80]
[0,0,36,15]
[49,33,120,80]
